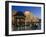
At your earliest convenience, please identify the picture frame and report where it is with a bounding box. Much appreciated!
[5,1,45,36]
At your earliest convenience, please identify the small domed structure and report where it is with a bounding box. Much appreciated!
[24,11,33,23]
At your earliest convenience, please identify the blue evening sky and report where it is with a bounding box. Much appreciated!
[12,6,41,18]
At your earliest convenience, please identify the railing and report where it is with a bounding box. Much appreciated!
[12,22,41,31]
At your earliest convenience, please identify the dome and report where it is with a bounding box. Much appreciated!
[16,11,24,16]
